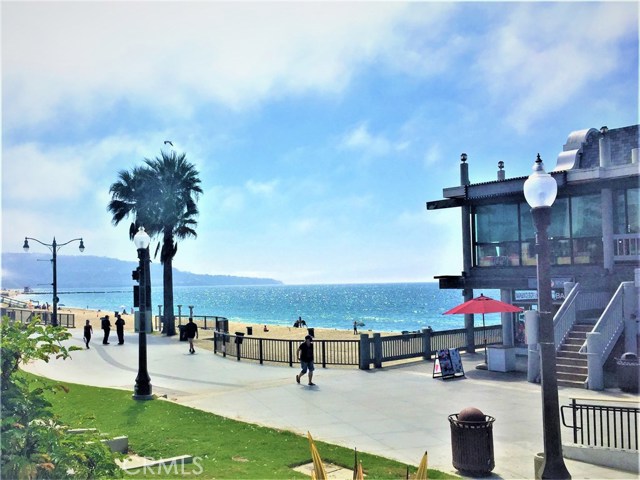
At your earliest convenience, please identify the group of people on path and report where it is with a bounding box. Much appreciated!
[83,312,126,349]
[84,312,313,383]
[82,314,199,355]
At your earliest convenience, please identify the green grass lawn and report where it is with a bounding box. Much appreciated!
[30,373,456,479]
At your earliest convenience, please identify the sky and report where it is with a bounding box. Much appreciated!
[1,1,638,285]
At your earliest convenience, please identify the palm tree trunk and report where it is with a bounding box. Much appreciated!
[162,235,176,336]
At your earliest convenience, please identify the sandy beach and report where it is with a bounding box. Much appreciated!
[56,306,395,345]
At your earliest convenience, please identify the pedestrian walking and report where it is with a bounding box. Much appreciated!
[296,335,316,386]
[101,315,111,345]
[115,312,125,345]
[353,320,358,335]
[83,319,93,349]
[185,317,198,354]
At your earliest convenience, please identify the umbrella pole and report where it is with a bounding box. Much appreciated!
[482,313,487,365]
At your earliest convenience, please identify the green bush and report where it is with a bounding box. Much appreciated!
[1,316,121,479]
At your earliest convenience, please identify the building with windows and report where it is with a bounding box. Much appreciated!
[427,124,639,388]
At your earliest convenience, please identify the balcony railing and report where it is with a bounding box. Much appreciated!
[614,233,640,261]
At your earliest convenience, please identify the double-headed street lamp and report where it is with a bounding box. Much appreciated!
[23,236,85,327]
[523,154,571,479]
[133,227,153,400]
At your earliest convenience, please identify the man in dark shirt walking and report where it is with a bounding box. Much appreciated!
[185,317,198,354]
[296,335,316,386]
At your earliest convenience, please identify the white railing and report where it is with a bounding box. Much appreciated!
[580,282,631,390]
[553,283,581,350]
[614,234,640,261]
[580,282,628,359]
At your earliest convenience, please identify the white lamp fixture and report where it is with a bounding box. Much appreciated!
[133,227,151,250]
[523,154,557,208]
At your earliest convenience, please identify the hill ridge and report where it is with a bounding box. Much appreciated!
[1,253,282,289]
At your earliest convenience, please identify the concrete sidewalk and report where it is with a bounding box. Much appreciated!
[24,330,639,479]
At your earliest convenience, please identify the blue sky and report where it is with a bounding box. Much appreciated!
[2,1,638,285]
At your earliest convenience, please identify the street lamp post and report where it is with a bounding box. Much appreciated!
[524,154,571,479]
[133,227,153,400]
[23,236,85,327]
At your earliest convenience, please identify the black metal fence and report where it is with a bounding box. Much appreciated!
[0,307,75,328]
[154,315,227,331]
[214,324,503,369]
[213,332,359,367]
[561,398,639,450]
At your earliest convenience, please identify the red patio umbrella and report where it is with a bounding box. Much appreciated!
[444,294,523,366]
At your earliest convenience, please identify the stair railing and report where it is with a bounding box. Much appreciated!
[553,282,580,350]
[580,282,630,390]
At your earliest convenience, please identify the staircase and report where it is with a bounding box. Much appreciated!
[556,322,594,388]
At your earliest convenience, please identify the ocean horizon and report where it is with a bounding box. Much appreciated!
[16,282,503,333]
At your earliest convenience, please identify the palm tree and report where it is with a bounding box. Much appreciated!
[108,150,202,336]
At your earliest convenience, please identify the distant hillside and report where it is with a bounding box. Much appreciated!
[1,253,282,289]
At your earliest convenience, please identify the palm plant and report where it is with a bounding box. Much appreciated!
[108,150,202,336]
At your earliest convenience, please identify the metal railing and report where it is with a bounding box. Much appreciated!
[214,325,503,369]
[0,295,30,308]
[431,325,503,354]
[380,332,425,362]
[213,332,359,367]
[553,283,580,350]
[613,233,640,261]
[0,307,75,328]
[579,283,627,361]
[154,315,227,331]
[561,397,639,450]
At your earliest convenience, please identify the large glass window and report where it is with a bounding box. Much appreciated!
[519,203,536,266]
[615,187,639,234]
[474,204,520,267]
[549,198,570,239]
[475,204,519,242]
[571,194,602,237]
[570,194,603,265]
[477,196,607,267]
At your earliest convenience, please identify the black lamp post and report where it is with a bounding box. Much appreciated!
[524,154,571,479]
[23,236,85,327]
[133,227,153,400]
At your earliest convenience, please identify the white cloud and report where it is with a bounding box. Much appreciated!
[473,3,637,132]
[423,144,442,168]
[245,179,279,197]
[340,123,407,157]
[207,186,245,214]
[3,2,411,129]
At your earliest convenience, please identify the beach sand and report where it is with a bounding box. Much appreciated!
[60,306,393,344]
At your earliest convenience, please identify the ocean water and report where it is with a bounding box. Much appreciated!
[16,283,502,333]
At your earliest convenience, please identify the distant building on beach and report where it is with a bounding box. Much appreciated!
[427,123,639,389]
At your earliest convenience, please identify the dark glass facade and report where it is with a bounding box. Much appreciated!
[474,194,607,267]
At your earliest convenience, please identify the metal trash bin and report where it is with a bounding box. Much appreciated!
[178,325,188,341]
[617,352,639,393]
[449,407,495,475]
[235,332,245,345]
[246,326,253,335]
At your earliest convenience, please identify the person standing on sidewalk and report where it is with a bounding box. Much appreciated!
[296,335,316,386]
[185,317,198,354]
[101,315,111,345]
[115,312,125,345]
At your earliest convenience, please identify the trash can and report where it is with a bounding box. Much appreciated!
[235,332,245,345]
[307,327,315,337]
[617,352,639,393]
[449,407,495,475]
[246,326,253,335]
[178,325,188,341]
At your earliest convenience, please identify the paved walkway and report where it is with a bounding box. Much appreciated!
[24,330,639,479]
